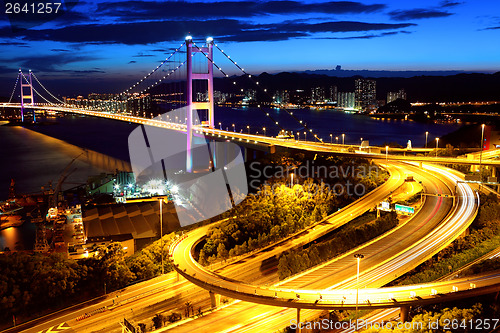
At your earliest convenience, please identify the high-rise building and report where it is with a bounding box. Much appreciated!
[311,87,326,103]
[387,89,407,103]
[273,90,290,104]
[329,86,338,102]
[337,92,355,109]
[355,79,376,110]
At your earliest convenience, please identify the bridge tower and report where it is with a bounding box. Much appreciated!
[19,69,35,122]
[185,36,215,172]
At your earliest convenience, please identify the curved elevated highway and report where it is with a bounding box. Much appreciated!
[167,162,486,332]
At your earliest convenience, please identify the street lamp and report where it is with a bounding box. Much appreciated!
[297,132,300,141]
[247,125,250,134]
[480,124,485,183]
[354,254,364,318]
[158,198,164,275]
[263,127,266,136]
[330,134,333,144]
[342,133,345,145]
[425,131,429,148]
[219,122,222,130]
[232,124,235,132]
[435,138,439,157]
[290,173,294,187]
[386,146,389,166]
[304,132,307,141]
[336,136,339,144]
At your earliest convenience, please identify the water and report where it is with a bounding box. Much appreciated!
[0,108,460,250]
[213,107,460,146]
[0,123,129,250]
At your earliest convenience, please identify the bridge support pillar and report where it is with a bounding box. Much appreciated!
[209,291,220,308]
[243,148,258,162]
[419,161,423,169]
[400,305,410,322]
[297,308,301,333]
[243,147,249,162]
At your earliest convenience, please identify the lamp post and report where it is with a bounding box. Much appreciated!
[304,132,307,141]
[425,131,429,148]
[263,127,266,136]
[480,124,485,184]
[159,197,164,275]
[219,122,222,130]
[297,132,300,141]
[336,136,339,144]
[290,173,294,187]
[386,146,389,167]
[342,133,345,145]
[435,138,439,157]
[232,124,235,132]
[330,134,333,143]
[247,125,250,134]
[354,254,364,318]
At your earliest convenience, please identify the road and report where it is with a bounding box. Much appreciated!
[3,103,500,166]
[167,162,479,332]
[11,160,406,332]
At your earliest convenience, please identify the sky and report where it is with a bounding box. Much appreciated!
[0,0,499,96]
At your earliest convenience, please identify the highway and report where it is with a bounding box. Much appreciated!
[2,103,499,166]
[167,162,481,332]
[12,158,407,332]
[1,103,492,332]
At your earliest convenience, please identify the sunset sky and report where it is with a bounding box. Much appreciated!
[0,0,499,95]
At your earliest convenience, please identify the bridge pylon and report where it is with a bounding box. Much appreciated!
[185,36,215,172]
[19,69,35,122]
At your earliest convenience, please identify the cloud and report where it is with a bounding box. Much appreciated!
[440,1,462,8]
[0,19,415,45]
[128,60,137,64]
[0,41,28,46]
[318,30,413,39]
[51,48,71,52]
[389,8,453,21]
[133,53,156,57]
[272,21,416,33]
[484,26,500,30]
[96,0,386,21]
[2,53,100,72]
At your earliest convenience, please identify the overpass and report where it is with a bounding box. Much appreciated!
[167,161,486,325]
[1,37,496,332]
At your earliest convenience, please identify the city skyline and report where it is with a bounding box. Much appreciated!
[1,0,500,95]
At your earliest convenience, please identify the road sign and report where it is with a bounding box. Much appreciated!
[395,204,414,214]
[379,201,391,212]
[465,174,481,182]
[123,318,136,333]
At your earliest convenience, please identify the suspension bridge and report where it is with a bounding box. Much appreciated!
[2,37,499,333]
[1,36,499,168]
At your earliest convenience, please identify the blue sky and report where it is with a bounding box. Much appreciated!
[0,0,499,95]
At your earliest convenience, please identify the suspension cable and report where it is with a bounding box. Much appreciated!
[8,73,20,103]
[192,41,292,135]
[20,73,56,105]
[214,43,324,143]
[122,42,186,95]
[32,73,65,104]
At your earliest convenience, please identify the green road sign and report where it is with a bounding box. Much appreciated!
[395,204,414,214]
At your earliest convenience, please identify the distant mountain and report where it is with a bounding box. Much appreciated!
[298,68,492,78]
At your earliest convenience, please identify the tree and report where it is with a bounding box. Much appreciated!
[217,243,229,261]
[152,313,164,329]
